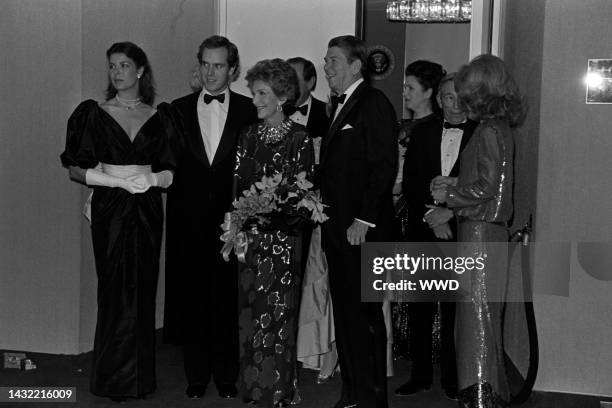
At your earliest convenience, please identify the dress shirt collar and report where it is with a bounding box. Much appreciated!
[298,95,312,113]
[338,78,364,107]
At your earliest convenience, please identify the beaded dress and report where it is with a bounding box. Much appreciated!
[233,119,314,407]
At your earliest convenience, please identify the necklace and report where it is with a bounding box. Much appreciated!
[260,119,292,145]
[115,95,142,110]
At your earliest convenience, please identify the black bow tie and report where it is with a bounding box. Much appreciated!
[443,121,466,130]
[331,94,347,106]
[285,104,309,116]
[203,93,225,104]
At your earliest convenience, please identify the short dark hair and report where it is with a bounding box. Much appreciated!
[404,60,446,115]
[197,35,239,70]
[245,59,299,107]
[287,57,317,91]
[328,35,368,80]
[105,42,156,105]
[455,54,526,127]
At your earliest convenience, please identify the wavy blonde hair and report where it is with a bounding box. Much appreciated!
[455,54,526,127]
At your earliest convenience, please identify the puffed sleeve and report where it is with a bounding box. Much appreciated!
[60,100,98,169]
[154,102,181,173]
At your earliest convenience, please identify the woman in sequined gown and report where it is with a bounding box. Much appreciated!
[233,59,314,407]
[60,42,177,401]
[431,54,525,408]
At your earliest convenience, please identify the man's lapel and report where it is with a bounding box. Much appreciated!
[321,82,366,163]
[450,119,476,175]
[185,93,211,167]
[432,120,444,176]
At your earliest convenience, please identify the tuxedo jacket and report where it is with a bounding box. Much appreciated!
[319,82,398,243]
[305,96,330,140]
[401,115,477,242]
[166,90,257,232]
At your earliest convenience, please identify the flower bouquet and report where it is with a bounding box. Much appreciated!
[220,171,328,262]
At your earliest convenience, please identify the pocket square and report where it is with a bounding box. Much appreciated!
[341,124,353,130]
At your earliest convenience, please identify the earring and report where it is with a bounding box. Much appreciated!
[137,74,142,79]
[276,103,282,112]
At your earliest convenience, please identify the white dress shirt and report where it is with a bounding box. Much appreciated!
[423,122,465,220]
[197,88,230,163]
[440,123,464,176]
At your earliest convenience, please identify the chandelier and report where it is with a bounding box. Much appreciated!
[386,0,472,23]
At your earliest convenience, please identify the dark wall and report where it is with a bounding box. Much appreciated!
[364,0,406,117]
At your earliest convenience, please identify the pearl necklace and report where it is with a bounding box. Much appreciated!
[260,119,292,145]
[115,95,142,110]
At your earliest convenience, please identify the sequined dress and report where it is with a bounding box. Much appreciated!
[233,119,314,407]
[445,118,514,407]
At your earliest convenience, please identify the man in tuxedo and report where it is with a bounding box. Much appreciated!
[286,57,330,272]
[319,35,398,408]
[286,57,330,146]
[164,35,256,400]
[396,73,477,400]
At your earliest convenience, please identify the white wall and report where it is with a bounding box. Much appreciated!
[222,0,356,101]
[531,0,612,395]
[1,0,84,355]
[0,0,215,354]
[1,0,354,355]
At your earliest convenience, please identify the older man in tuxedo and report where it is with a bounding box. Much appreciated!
[164,35,256,400]
[397,72,477,400]
[319,35,398,408]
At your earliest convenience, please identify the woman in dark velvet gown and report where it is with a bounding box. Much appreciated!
[432,54,526,408]
[60,42,177,401]
[233,59,313,407]
[393,61,446,372]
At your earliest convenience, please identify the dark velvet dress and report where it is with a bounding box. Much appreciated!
[233,120,314,407]
[60,100,178,398]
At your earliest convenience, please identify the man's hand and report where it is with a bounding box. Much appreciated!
[347,220,369,245]
[432,222,453,240]
[424,205,453,228]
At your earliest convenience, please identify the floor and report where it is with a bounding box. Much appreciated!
[1,342,610,408]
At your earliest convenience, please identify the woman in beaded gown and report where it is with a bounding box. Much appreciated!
[431,54,526,408]
[233,59,314,407]
[60,42,177,401]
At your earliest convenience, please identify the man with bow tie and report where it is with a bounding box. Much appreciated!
[396,72,477,400]
[164,35,256,400]
[286,57,330,164]
[319,35,397,408]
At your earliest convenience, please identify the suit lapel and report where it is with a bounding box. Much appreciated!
[432,121,443,176]
[321,82,366,163]
[184,93,211,167]
[449,119,476,175]
[211,91,239,167]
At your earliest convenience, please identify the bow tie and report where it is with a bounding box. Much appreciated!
[203,93,225,104]
[443,121,466,130]
[331,94,347,106]
[285,104,309,116]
